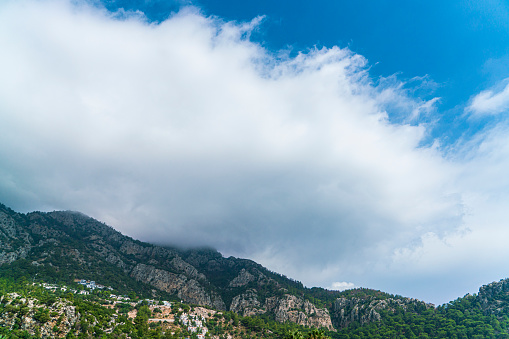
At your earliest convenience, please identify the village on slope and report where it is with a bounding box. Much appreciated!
[3,278,222,338]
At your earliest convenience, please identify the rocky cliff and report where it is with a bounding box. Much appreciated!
[331,294,433,329]
[0,210,32,265]
[230,290,334,330]
[477,278,509,318]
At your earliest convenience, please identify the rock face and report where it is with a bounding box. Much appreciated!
[332,297,383,328]
[130,263,226,310]
[229,269,255,288]
[477,278,509,317]
[230,290,335,331]
[268,294,335,330]
[331,295,433,329]
[0,211,32,265]
[230,289,265,317]
[170,257,207,281]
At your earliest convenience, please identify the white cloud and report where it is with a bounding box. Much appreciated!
[330,282,355,291]
[4,0,509,305]
[382,122,509,302]
[467,79,509,115]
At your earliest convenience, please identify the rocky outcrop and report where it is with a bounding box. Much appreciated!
[229,268,255,287]
[477,278,509,317]
[119,240,177,260]
[104,251,127,269]
[130,263,226,310]
[331,296,433,329]
[0,211,32,264]
[170,256,207,281]
[230,289,265,317]
[332,297,382,328]
[0,293,81,338]
[267,294,334,330]
[229,291,334,330]
[119,240,149,256]
[0,211,19,240]
[0,249,24,265]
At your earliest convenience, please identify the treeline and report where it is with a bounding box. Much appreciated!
[3,277,509,339]
[330,294,509,339]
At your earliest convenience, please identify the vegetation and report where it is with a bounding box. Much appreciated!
[3,270,509,338]
[4,202,509,338]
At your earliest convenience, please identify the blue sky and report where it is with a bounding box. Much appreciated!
[197,0,508,146]
[3,0,509,305]
[104,0,509,142]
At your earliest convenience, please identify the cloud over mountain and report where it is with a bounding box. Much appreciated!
[2,0,509,304]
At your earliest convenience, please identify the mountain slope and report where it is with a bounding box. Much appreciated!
[0,203,335,330]
[4,202,509,338]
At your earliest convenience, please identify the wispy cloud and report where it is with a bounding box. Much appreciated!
[467,79,509,116]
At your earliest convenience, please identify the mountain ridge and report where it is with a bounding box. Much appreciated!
[3,202,509,338]
[0,203,338,330]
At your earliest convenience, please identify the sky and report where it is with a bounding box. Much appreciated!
[2,0,509,305]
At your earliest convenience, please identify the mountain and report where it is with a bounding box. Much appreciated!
[2,202,509,338]
[0,203,336,330]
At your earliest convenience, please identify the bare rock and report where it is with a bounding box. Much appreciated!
[130,263,226,310]
[230,289,265,316]
[228,292,333,330]
[229,268,255,288]
[170,256,207,281]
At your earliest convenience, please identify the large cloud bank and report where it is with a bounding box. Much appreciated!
[1,0,508,304]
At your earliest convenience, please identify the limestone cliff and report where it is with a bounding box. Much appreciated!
[230,290,335,331]
[130,263,226,310]
[477,278,509,317]
[229,268,256,288]
[0,211,32,265]
[331,295,433,329]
